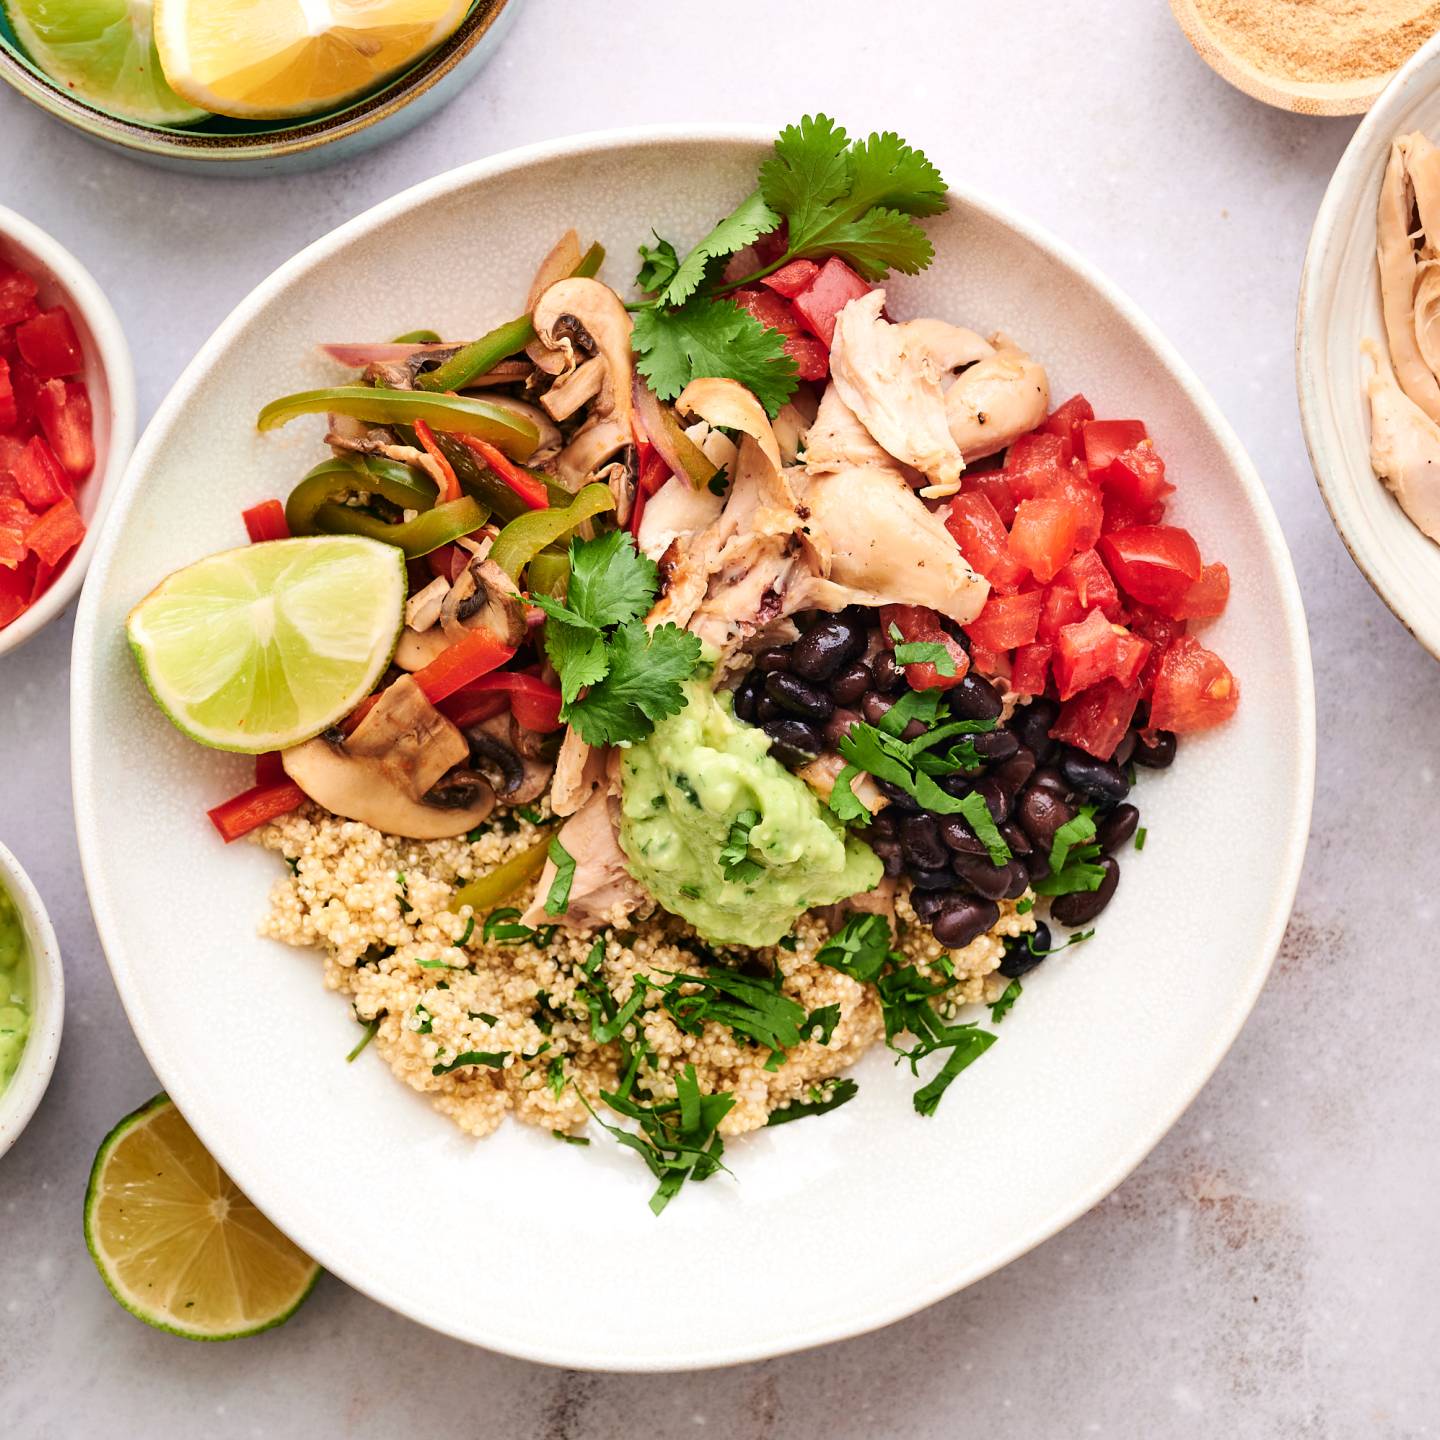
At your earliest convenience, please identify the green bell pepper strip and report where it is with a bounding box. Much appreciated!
[448,835,553,915]
[390,328,442,344]
[525,550,571,599]
[416,241,606,394]
[488,483,615,581]
[284,459,489,558]
[256,387,540,460]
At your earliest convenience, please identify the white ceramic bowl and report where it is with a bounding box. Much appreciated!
[1298,32,1440,659]
[0,841,63,1158]
[0,207,135,658]
[71,127,1315,1370]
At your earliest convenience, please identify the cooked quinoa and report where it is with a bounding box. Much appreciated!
[253,805,1034,1139]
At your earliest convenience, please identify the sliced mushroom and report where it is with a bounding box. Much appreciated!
[525,230,584,375]
[460,359,534,390]
[405,575,450,633]
[465,711,553,804]
[439,555,526,647]
[476,396,562,458]
[325,419,447,490]
[533,279,634,488]
[540,355,605,421]
[282,677,493,839]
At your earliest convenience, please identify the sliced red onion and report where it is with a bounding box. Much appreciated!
[631,375,714,488]
[318,341,457,367]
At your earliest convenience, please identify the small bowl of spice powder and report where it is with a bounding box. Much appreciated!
[1171,0,1440,114]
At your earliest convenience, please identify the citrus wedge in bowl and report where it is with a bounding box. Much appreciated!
[152,0,471,120]
[2,0,208,124]
[125,534,405,753]
[85,1095,320,1340]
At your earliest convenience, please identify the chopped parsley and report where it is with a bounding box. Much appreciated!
[552,1130,591,1146]
[482,907,534,945]
[430,1050,506,1076]
[656,963,807,1061]
[456,915,475,946]
[803,1003,841,1045]
[546,1056,566,1097]
[989,980,1022,1024]
[544,837,576,916]
[1032,807,1106,897]
[888,624,957,677]
[574,938,652,1098]
[516,805,548,826]
[532,531,701,746]
[1135,826,1148,851]
[718,808,763,885]
[395,873,412,915]
[413,1003,433,1035]
[766,1077,859,1126]
[345,1017,379,1062]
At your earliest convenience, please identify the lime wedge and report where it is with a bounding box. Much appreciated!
[4,0,210,125]
[84,1095,320,1340]
[127,535,406,754]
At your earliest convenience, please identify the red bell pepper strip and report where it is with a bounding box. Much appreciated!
[24,495,84,566]
[629,480,648,541]
[0,357,15,430]
[412,627,516,704]
[254,751,287,785]
[242,499,291,543]
[441,671,564,733]
[637,448,670,498]
[457,435,549,511]
[413,417,461,504]
[13,437,68,509]
[34,379,93,480]
[438,690,509,729]
[207,780,308,842]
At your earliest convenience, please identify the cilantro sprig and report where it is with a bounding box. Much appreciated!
[631,114,946,415]
[533,530,701,746]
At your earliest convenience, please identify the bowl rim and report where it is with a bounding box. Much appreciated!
[0,0,512,162]
[71,123,1316,1368]
[0,205,136,659]
[0,840,64,1159]
[1296,28,1440,660]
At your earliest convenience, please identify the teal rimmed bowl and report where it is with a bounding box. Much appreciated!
[0,0,517,173]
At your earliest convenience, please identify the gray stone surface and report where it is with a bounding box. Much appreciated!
[1,1,1435,1434]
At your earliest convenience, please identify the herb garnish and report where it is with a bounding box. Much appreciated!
[718,809,763,885]
[1032,807,1106,896]
[989,980,1022,1024]
[1135,826,1148,851]
[766,1077,859,1126]
[552,1130,591,1146]
[656,964,808,1062]
[482,907,535,945]
[345,1017,379,1062]
[516,805,548,826]
[431,1050,506,1076]
[887,624,957,678]
[532,531,702,746]
[631,115,946,416]
[574,939,653,1098]
[544,837,576,916]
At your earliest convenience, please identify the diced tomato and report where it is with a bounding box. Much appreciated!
[24,495,84,566]
[1002,431,1070,500]
[965,589,1043,651]
[0,436,24,478]
[12,437,67,508]
[442,671,564,733]
[254,751,287,786]
[1044,394,1094,449]
[1008,497,1080,584]
[1172,561,1230,620]
[880,603,969,690]
[968,642,1009,680]
[1010,642,1052,697]
[1080,419,1147,478]
[1036,580,1086,645]
[8,360,38,433]
[731,287,829,381]
[1057,547,1122,619]
[1099,526,1202,615]
[1109,628,1153,689]
[946,492,1027,593]
[34,379,93,479]
[959,468,1016,527]
[1051,679,1143,760]
[207,780,308,842]
[0,486,37,567]
[0,270,39,328]
[1127,604,1187,696]
[1148,636,1240,733]
[760,258,821,299]
[412,627,517,703]
[242,499,290,543]
[16,307,83,380]
[0,357,14,431]
[1096,442,1173,518]
[790,257,871,347]
[457,434,548,510]
[1052,608,1122,700]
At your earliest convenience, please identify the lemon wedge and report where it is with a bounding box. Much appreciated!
[152,0,470,120]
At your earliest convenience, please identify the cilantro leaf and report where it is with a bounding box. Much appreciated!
[759,113,852,242]
[989,980,1022,1024]
[632,298,798,418]
[892,639,956,676]
[1032,807,1106,896]
[814,913,892,983]
[843,128,948,220]
[566,621,702,746]
[658,964,806,1056]
[431,1050,506,1076]
[766,1077,858,1126]
[636,233,680,293]
[803,1003,841,1045]
[718,808,763,885]
[566,529,658,629]
[955,792,1011,867]
[659,190,780,307]
[532,602,607,704]
[827,764,871,825]
[544,837,576,916]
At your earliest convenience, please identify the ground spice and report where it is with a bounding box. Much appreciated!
[1191,0,1440,83]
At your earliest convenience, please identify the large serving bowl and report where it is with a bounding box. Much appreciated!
[0,0,517,173]
[71,128,1314,1370]
[1298,31,1440,659]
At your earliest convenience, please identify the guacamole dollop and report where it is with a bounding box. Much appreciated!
[619,679,882,947]
[0,882,31,1095]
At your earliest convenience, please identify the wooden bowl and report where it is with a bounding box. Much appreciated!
[1169,0,1410,115]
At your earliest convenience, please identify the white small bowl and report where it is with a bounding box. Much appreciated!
[0,841,63,1159]
[1298,31,1440,659]
[0,207,135,658]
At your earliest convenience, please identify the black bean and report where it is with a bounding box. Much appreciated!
[764,671,834,721]
[901,719,928,741]
[791,616,866,682]
[1097,803,1139,854]
[939,772,976,800]
[1049,855,1120,927]
[733,672,762,723]
[900,815,948,871]
[970,776,1011,823]
[910,865,959,890]
[1027,767,1070,800]
[952,853,1030,901]
[761,718,822,767]
[1060,749,1131,804]
[1013,697,1059,762]
[1000,821,1031,857]
[910,888,950,923]
[830,662,872,705]
[869,809,898,841]
[933,898,1001,949]
[870,838,905,878]
[755,648,791,673]
[946,672,1004,722]
[939,815,988,855]
[1133,729,1177,769]
[874,779,919,812]
[1018,787,1073,849]
[993,747,1037,795]
[1111,731,1137,768]
[1025,850,1052,885]
[999,921,1051,978]
[870,650,905,693]
[971,729,1019,763]
[860,691,895,727]
[756,696,783,722]
[824,708,861,747]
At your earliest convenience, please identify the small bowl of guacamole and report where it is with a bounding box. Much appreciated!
[0,842,63,1159]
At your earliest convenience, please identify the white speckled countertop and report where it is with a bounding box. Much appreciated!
[2,1,1437,1433]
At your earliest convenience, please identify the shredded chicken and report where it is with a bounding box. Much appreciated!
[1377,133,1440,424]
[944,333,1050,461]
[521,782,647,930]
[1365,339,1440,543]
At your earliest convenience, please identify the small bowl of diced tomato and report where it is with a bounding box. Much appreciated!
[0,206,135,656]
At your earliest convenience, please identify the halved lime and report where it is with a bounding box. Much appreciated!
[84,1095,320,1341]
[4,0,210,126]
[127,535,406,754]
